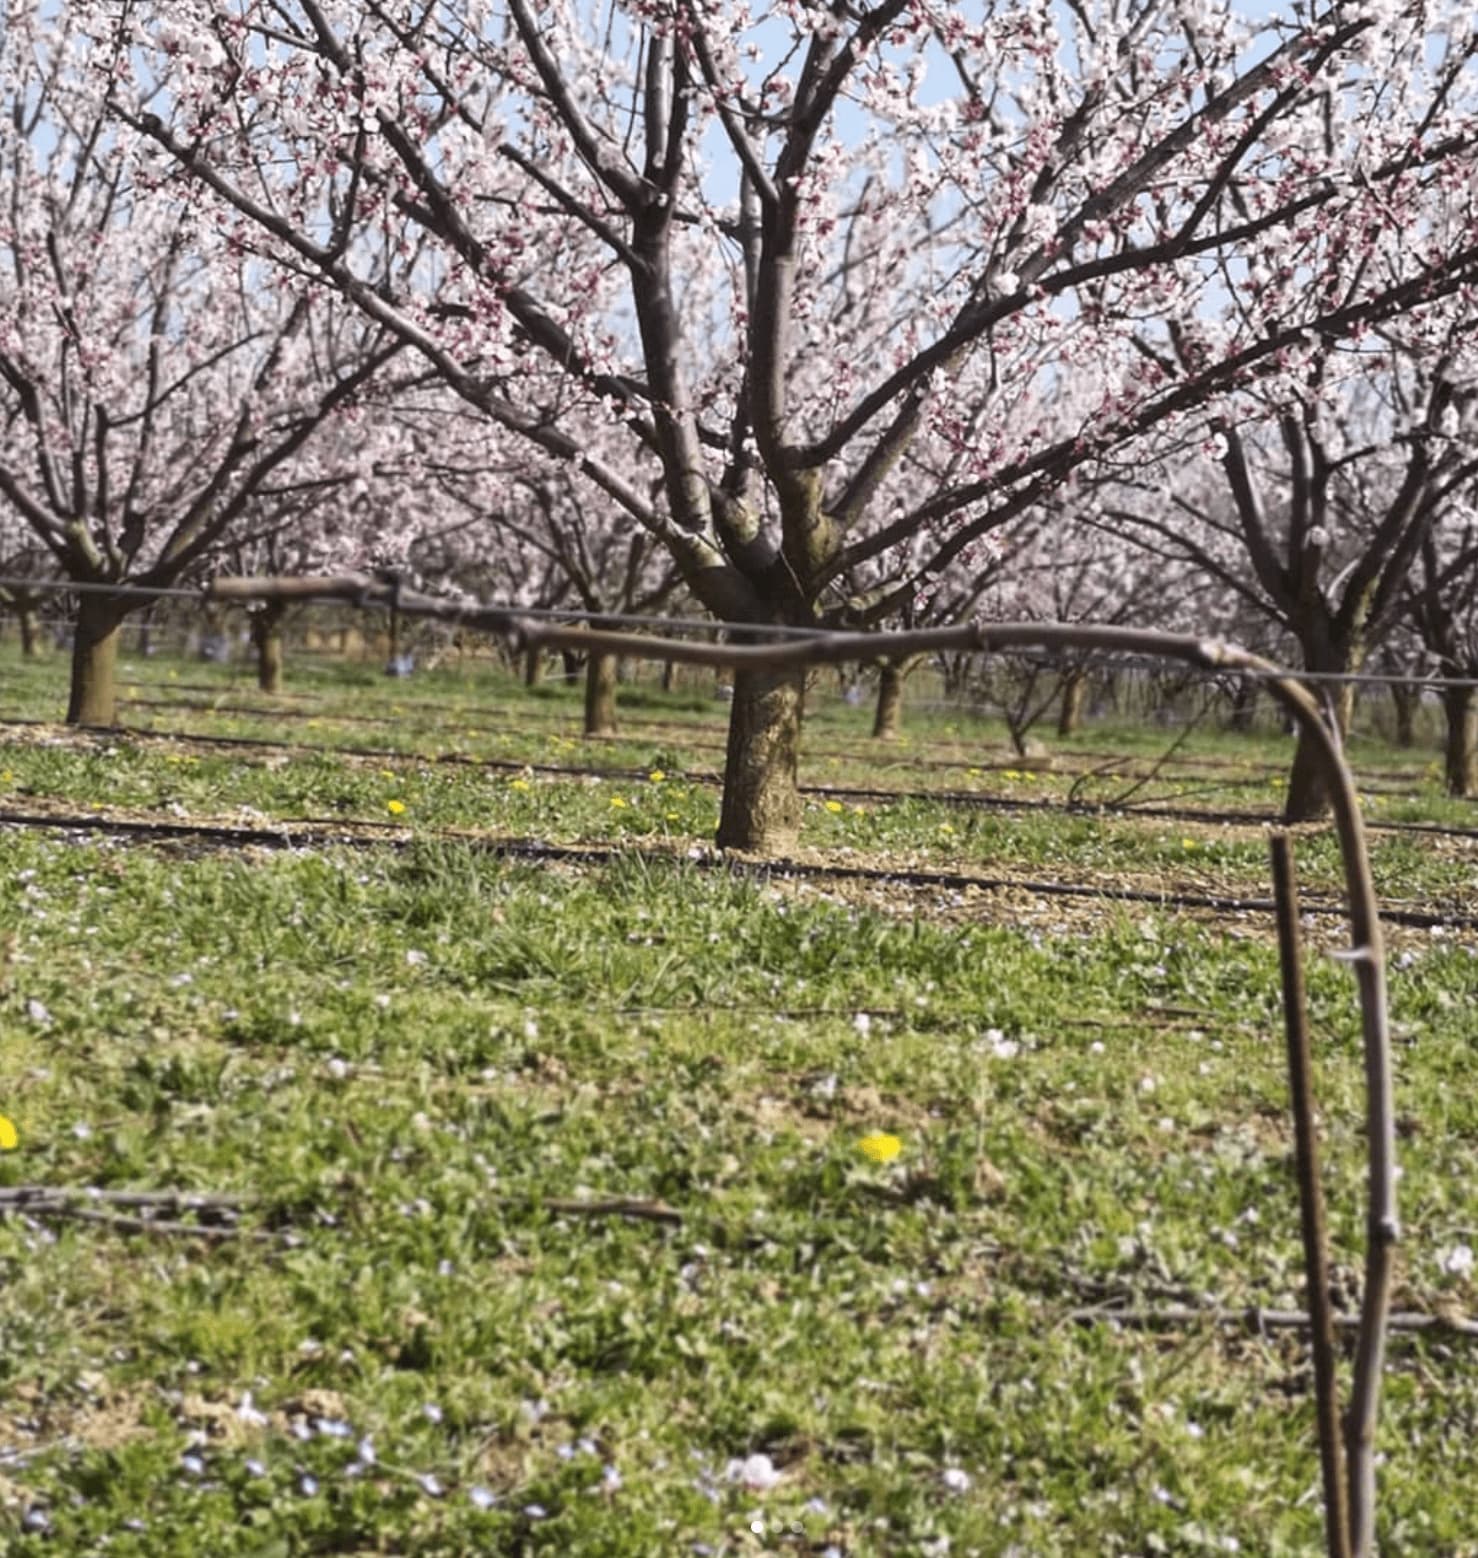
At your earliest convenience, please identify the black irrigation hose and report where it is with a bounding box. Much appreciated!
[0,715,704,785]
[5,714,1474,841]
[3,806,1475,932]
[0,691,1429,787]
[813,782,1478,841]
[61,701,1427,792]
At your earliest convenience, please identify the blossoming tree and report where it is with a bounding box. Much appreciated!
[1107,328,1478,817]
[0,3,406,724]
[104,0,1478,847]
[398,416,683,732]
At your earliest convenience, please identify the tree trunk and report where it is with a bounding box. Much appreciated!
[584,650,618,736]
[524,647,545,687]
[716,665,805,854]
[1226,678,1258,733]
[66,595,127,727]
[872,662,905,740]
[1099,672,1121,716]
[1389,680,1419,748]
[251,602,287,694]
[1284,673,1356,823]
[661,657,677,693]
[1057,670,1087,736]
[18,605,39,658]
[939,654,970,699]
[561,649,583,684]
[1441,684,1477,797]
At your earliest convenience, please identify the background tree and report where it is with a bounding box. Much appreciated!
[1108,329,1478,817]
[110,0,1478,848]
[407,428,682,734]
[0,509,55,659]
[966,513,1211,755]
[1410,504,1478,795]
[0,4,404,724]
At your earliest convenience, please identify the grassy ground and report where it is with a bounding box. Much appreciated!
[2,641,1477,1555]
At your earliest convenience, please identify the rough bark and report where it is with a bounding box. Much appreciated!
[584,650,618,736]
[872,662,905,740]
[1226,678,1258,733]
[387,603,401,667]
[716,665,805,853]
[1285,674,1357,823]
[66,595,128,727]
[1441,684,1477,797]
[250,602,287,694]
[18,605,39,658]
[1056,670,1088,736]
[1389,681,1419,748]
[939,655,970,699]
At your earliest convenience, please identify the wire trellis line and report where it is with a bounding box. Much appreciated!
[3,572,1478,689]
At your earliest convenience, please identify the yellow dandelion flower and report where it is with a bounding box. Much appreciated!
[379,769,398,780]
[665,812,679,821]
[610,796,627,809]
[824,799,844,814]
[0,1115,18,1151]
[648,770,666,783]
[1181,837,1197,849]
[1003,768,1022,780]
[510,778,531,792]
[0,770,12,783]
[857,1132,902,1164]
[387,799,407,815]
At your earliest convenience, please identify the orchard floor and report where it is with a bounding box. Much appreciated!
[2,642,1476,1555]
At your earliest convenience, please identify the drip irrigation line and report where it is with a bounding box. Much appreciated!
[28,693,1439,801]
[80,668,1447,785]
[85,681,1449,797]
[3,807,1474,931]
[2,714,1474,839]
[1066,1305,1478,1339]
[0,714,725,785]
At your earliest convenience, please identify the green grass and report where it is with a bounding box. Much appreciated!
[2,641,1478,1554]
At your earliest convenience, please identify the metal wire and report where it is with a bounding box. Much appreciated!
[3,573,1478,688]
